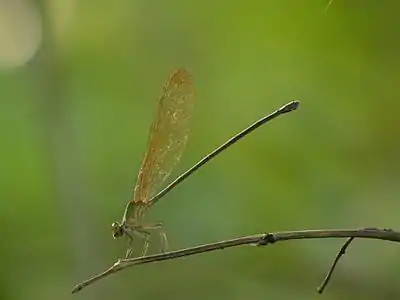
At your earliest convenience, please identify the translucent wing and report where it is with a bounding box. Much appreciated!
[132,69,195,209]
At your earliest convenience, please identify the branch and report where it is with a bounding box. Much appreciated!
[72,228,400,294]
[325,0,334,12]
[316,237,355,293]
[316,227,394,293]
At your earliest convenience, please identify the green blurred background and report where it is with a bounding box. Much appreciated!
[1,0,400,299]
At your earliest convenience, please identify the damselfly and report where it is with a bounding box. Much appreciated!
[111,69,299,258]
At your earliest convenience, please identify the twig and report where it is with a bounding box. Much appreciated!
[316,228,394,293]
[317,237,355,294]
[325,0,334,12]
[72,228,400,294]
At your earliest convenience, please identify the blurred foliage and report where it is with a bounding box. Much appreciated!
[1,0,400,299]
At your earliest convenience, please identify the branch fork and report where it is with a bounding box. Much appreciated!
[72,227,399,294]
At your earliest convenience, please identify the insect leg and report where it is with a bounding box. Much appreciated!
[132,229,151,257]
[140,231,151,257]
[125,232,134,258]
[159,231,168,253]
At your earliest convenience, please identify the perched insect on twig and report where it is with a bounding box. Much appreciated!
[112,69,195,257]
[111,69,300,258]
